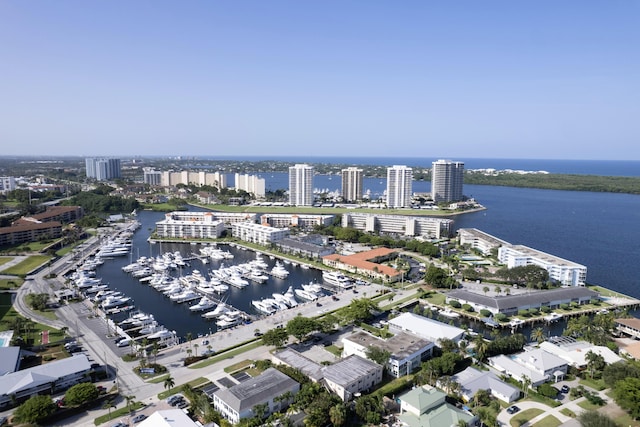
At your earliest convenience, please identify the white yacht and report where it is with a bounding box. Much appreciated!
[322,271,353,288]
[544,312,562,323]
[170,289,200,303]
[216,312,243,329]
[226,272,249,288]
[189,297,216,312]
[202,302,231,319]
[252,299,276,315]
[295,288,319,301]
[270,262,289,279]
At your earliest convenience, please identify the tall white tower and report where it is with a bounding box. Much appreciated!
[288,164,314,206]
[341,167,363,202]
[386,165,413,208]
[431,159,464,203]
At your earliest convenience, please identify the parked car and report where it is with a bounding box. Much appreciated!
[167,394,185,406]
[506,405,520,414]
[131,414,147,424]
[110,422,127,427]
[561,385,570,393]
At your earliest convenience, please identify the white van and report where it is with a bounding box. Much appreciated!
[116,339,130,347]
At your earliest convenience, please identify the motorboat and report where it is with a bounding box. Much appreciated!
[282,286,298,307]
[226,272,249,289]
[270,262,289,279]
[544,312,562,323]
[216,312,243,329]
[439,309,460,319]
[202,302,231,319]
[322,271,353,288]
[169,289,200,303]
[252,299,276,315]
[189,297,216,312]
[295,288,319,301]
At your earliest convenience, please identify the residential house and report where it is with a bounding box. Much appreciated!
[451,367,520,403]
[397,385,478,427]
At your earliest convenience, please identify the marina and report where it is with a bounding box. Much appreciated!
[68,209,327,340]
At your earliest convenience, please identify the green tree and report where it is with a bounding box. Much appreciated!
[13,395,57,424]
[338,298,379,324]
[365,346,391,367]
[261,328,290,347]
[614,377,640,419]
[286,315,319,342]
[65,382,99,406]
[124,394,136,414]
[102,398,116,420]
[164,375,175,390]
[586,350,606,379]
[354,394,384,424]
[530,327,546,344]
[329,402,347,427]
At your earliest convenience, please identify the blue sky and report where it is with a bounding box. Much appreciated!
[1,1,639,159]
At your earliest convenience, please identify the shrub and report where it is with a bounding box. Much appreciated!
[537,383,559,398]
[462,304,474,312]
[480,309,492,317]
[495,313,508,322]
[528,307,539,315]
[540,306,551,313]
[560,303,570,310]
[449,300,461,309]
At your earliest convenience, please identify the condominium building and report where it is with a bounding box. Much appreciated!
[498,244,587,286]
[231,222,290,245]
[0,177,16,194]
[160,171,227,189]
[235,173,266,198]
[431,159,464,203]
[386,165,413,208]
[342,212,453,239]
[155,211,225,239]
[457,228,510,255]
[341,167,363,202]
[85,158,121,181]
[260,213,334,229]
[288,164,314,206]
[143,168,162,186]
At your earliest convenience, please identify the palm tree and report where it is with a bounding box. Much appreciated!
[102,398,116,420]
[124,394,136,414]
[252,402,268,421]
[473,334,489,363]
[152,342,160,364]
[186,332,193,348]
[193,343,199,357]
[164,375,175,390]
[329,403,347,427]
[521,375,531,397]
[530,327,546,344]
[494,286,502,296]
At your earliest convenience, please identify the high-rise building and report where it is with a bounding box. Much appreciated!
[235,173,266,198]
[0,176,16,194]
[288,164,314,206]
[386,165,413,208]
[341,167,363,202]
[431,159,464,203]
[143,168,162,186]
[85,158,121,181]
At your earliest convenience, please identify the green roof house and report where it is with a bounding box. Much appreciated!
[398,385,478,427]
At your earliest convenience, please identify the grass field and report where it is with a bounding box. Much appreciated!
[0,277,23,290]
[0,294,61,345]
[511,408,544,426]
[0,257,11,267]
[2,255,51,275]
[188,341,263,369]
[533,415,562,427]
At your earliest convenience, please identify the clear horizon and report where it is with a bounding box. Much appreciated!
[1,1,639,160]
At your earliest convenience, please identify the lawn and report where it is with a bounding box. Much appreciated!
[421,292,446,306]
[224,359,254,373]
[94,400,145,425]
[533,415,562,427]
[511,408,544,427]
[0,257,11,267]
[324,344,343,357]
[0,298,61,345]
[579,378,606,391]
[0,277,24,290]
[188,340,263,369]
[2,255,51,275]
[157,377,210,400]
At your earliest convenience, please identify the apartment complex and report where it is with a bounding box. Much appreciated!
[288,164,314,206]
[386,165,413,208]
[160,170,227,188]
[231,222,290,245]
[341,212,453,239]
[498,245,587,286]
[341,167,363,202]
[259,213,334,229]
[234,173,266,198]
[142,168,162,185]
[85,158,121,181]
[431,159,464,203]
[155,211,225,239]
[0,177,16,194]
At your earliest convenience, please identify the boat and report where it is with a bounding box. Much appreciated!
[270,261,289,279]
[295,288,319,301]
[226,272,249,289]
[147,328,174,340]
[282,286,298,307]
[202,302,231,319]
[216,312,243,329]
[247,268,269,283]
[509,318,524,328]
[189,297,216,312]
[101,295,133,310]
[169,289,200,303]
[439,309,460,319]
[543,312,562,323]
[322,271,353,288]
[252,299,276,315]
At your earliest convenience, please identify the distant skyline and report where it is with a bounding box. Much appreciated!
[1,1,639,160]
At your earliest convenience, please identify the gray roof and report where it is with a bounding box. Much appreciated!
[451,367,519,401]
[447,287,599,310]
[272,348,324,382]
[345,331,433,360]
[322,355,382,387]
[213,368,299,413]
[0,354,91,395]
[0,347,21,376]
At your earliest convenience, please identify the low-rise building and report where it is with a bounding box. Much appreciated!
[138,409,199,427]
[342,212,453,239]
[276,236,335,260]
[322,355,383,401]
[323,247,401,283]
[342,331,434,378]
[614,317,640,339]
[155,211,225,239]
[451,367,520,403]
[539,336,622,368]
[388,312,466,344]
[446,287,600,316]
[488,347,568,387]
[0,354,92,408]
[260,213,334,229]
[397,385,478,427]
[212,368,299,424]
[231,222,290,245]
[457,228,509,256]
[272,348,325,382]
[0,220,62,247]
[498,244,587,286]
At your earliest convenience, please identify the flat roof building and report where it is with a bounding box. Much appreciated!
[499,244,587,286]
[322,355,383,401]
[342,212,452,239]
[388,312,466,344]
